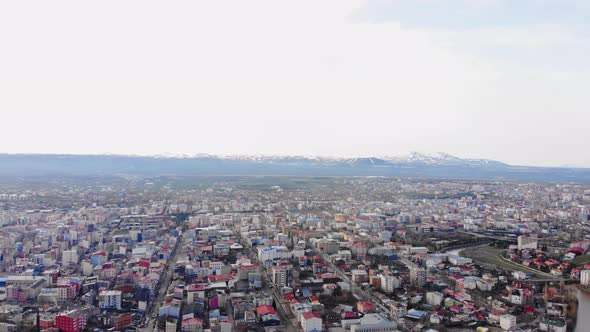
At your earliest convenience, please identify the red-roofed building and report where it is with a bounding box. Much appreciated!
[55,310,87,332]
[570,241,590,251]
[312,263,329,274]
[341,311,359,320]
[40,316,55,329]
[300,312,322,332]
[186,284,206,303]
[237,264,260,280]
[357,301,375,313]
[113,313,132,331]
[181,317,204,332]
[568,247,585,256]
[256,305,276,317]
[571,267,582,279]
[318,272,337,279]
[138,258,151,269]
[271,266,290,287]
[351,242,368,257]
[208,274,232,283]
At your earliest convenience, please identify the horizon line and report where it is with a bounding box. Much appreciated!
[1,151,589,170]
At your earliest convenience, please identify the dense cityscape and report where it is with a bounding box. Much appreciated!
[0,176,589,332]
[3,0,590,332]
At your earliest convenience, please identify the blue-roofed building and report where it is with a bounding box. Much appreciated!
[405,309,427,320]
[384,253,398,261]
[159,302,181,318]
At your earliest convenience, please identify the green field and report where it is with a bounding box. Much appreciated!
[462,245,563,279]
[462,245,537,273]
[572,254,590,265]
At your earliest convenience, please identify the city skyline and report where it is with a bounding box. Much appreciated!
[1,0,589,167]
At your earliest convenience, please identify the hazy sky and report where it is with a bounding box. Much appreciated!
[1,0,589,167]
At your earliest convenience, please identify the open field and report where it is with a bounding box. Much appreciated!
[461,245,535,273]
[572,254,590,265]
[461,245,527,272]
[462,245,563,279]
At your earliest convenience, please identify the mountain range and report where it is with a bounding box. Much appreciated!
[149,152,508,167]
[0,152,589,183]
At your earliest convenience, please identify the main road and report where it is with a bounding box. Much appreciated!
[320,253,390,316]
[140,233,184,332]
[241,239,299,332]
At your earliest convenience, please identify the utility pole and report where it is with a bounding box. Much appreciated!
[36,308,40,332]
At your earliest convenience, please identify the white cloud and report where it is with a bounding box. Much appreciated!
[435,26,583,50]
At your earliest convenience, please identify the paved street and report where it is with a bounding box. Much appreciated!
[140,234,184,332]
[243,240,299,332]
[320,253,390,315]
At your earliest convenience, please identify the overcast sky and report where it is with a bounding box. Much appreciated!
[1,0,589,167]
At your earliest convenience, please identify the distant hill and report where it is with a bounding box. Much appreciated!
[0,153,589,183]
[382,152,509,167]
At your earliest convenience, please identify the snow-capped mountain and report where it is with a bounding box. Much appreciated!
[151,152,217,159]
[383,152,507,167]
[344,157,393,167]
[136,151,508,168]
[0,153,589,182]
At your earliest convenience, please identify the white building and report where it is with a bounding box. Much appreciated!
[500,314,516,330]
[351,270,369,283]
[389,301,407,320]
[166,319,178,332]
[300,312,322,332]
[271,266,289,287]
[580,270,590,286]
[517,236,538,250]
[476,279,494,292]
[408,247,428,255]
[292,248,306,259]
[513,271,527,280]
[426,291,444,306]
[380,274,401,293]
[350,314,396,332]
[209,261,224,275]
[368,246,393,256]
[81,260,94,276]
[99,290,122,310]
[448,255,472,266]
[62,250,79,265]
[337,250,352,261]
[539,319,567,332]
[410,267,427,289]
[257,246,291,262]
